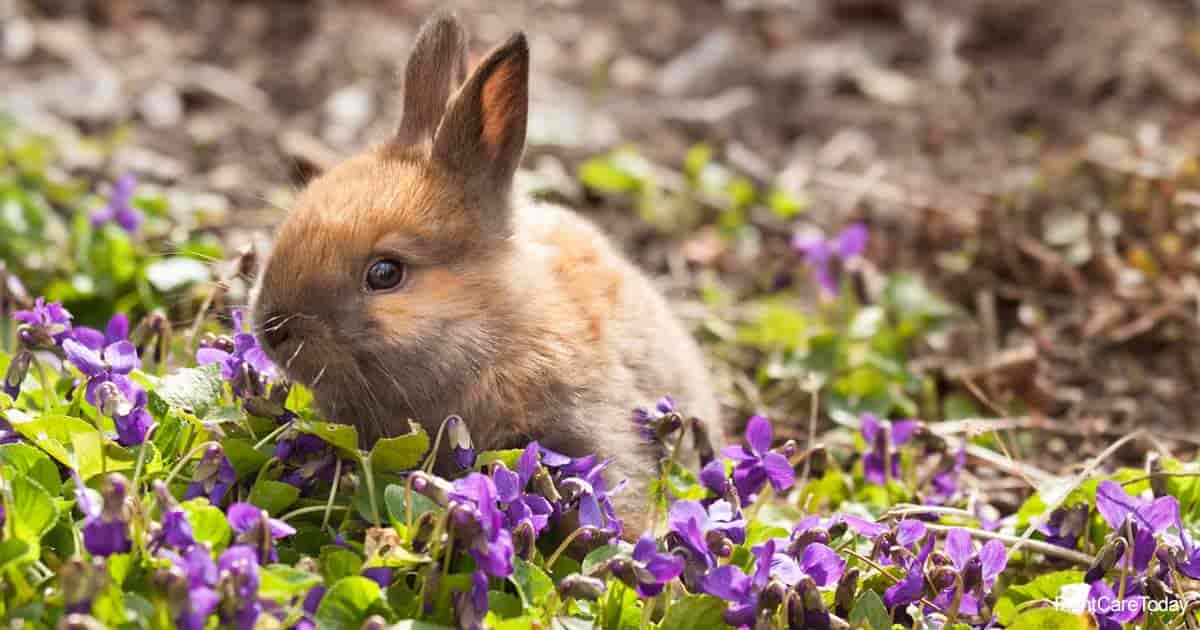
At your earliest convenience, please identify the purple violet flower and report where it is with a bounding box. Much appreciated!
[1087,578,1143,630]
[1038,503,1089,550]
[293,585,326,630]
[792,222,868,294]
[226,502,297,564]
[931,528,1007,616]
[160,545,219,630]
[196,310,276,397]
[90,174,143,233]
[274,432,337,491]
[72,313,130,350]
[622,536,685,598]
[1093,481,1178,578]
[185,445,237,505]
[448,473,515,578]
[702,538,843,628]
[445,415,475,470]
[12,297,73,345]
[75,473,132,557]
[861,414,919,486]
[61,337,140,409]
[632,395,680,443]
[453,570,488,630]
[667,499,747,587]
[217,545,263,630]
[493,443,553,537]
[362,567,393,589]
[722,415,794,503]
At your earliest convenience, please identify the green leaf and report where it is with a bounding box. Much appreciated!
[10,475,59,544]
[384,483,438,528]
[295,418,360,459]
[848,590,890,630]
[222,437,270,479]
[156,364,223,417]
[367,420,429,474]
[246,479,301,515]
[510,557,555,608]
[259,565,322,603]
[315,576,391,630]
[7,412,100,470]
[321,547,364,584]
[658,594,727,630]
[996,571,1085,625]
[475,449,523,471]
[0,539,36,571]
[1008,609,1084,630]
[181,499,233,551]
[0,441,61,493]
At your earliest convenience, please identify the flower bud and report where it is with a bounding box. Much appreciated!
[408,472,451,506]
[1085,537,1127,583]
[789,528,830,556]
[4,350,31,399]
[422,563,440,615]
[758,579,788,614]
[512,521,536,560]
[930,565,958,591]
[59,558,103,615]
[1148,455,1168,498]
[557,574,607,601]
[605,558,638,590]
[706,529,733,558]
[269,380,292,406]
[411,512,439,553]
[961,556,983,592]
[532,467,562,503]
[834,567,859,617]
[445,415,475,470]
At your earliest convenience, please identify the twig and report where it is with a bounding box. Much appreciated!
[922,523,1094,566]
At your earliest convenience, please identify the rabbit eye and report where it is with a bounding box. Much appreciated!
[365,259,407,292]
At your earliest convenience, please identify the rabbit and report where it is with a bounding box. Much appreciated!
[250,12,722,532]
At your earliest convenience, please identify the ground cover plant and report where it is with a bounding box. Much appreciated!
[3,121,1200,630]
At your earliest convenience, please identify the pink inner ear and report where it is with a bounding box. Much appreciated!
[480,57,522,159]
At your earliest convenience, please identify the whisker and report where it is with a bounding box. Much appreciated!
[285,339,306,370]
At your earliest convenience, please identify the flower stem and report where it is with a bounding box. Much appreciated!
[280,504,350,523]
[546,527,593,570]
[252,420,292,451]
[130,423,160,491]
[421,415,453,474]
[362,455,382,526]
[162,441,220,488]
[323,457,342,531]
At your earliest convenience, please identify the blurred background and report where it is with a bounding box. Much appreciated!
[3,0,1200,463]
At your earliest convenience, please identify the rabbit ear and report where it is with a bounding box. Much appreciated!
[395,12,469,148]
[432,33,529,192]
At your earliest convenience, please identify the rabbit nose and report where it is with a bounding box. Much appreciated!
[259,312,294,351]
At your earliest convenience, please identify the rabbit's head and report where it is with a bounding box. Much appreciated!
[251,13,533,442]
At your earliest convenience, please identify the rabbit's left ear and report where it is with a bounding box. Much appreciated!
[433,33,529,192]
[395,11,470,148]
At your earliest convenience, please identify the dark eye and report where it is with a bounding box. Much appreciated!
[365,259,407,292]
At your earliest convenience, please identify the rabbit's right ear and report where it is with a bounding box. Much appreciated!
[394,12,469,148]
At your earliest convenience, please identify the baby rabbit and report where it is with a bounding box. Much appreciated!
[251,12,721,530]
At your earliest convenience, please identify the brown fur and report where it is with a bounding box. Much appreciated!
[251,14,721,535]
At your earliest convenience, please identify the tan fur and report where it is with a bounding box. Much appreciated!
[251,14,722,536]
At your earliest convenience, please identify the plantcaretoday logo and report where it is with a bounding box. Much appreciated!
[1055,583,1185,615]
